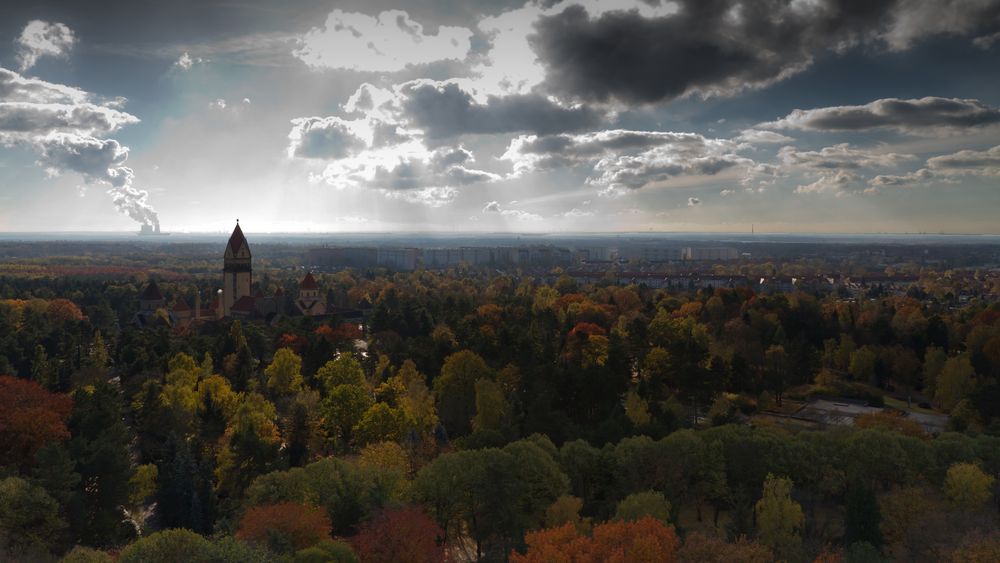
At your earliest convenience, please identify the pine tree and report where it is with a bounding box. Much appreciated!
[157,434,197,530]
[67,382,134,546]
[845,480,883,548]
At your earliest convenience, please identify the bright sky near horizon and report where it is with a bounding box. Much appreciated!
[0,0,999,234]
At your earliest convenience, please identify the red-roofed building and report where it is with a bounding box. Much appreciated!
[139,280,165,311]
[296,271,326,316]
[229,295,257,318]
[172,298,192,323]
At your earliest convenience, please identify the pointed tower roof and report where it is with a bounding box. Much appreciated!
[299,272,319,290]
[140,280,163,301]
[226,222,250,257]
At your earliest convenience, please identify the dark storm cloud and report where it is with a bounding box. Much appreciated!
[763,97,1000,132]
[528,0,1000,105]
[397,80,604,139]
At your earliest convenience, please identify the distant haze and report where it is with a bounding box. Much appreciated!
[1,1,999,233]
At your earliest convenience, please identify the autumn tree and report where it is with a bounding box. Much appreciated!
[352,506,447,563]
[0,376,72,471]
[677,533,773,563]
[237,502,332,553]
[511,516,680,563]
[855,411,925,438]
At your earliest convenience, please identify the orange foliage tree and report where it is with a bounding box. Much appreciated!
[855,411,925,438]
[676,533,773,563]
[236,502,332,553]
[0,376,73,469]
[511,516,679,563]
[352,506,448,563]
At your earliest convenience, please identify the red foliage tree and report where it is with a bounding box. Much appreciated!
[276,333,308,353]
[569,322,607,338]
[512,516,680,563]
[236,502,332,552]
[316,323,363,344]
[46,298,85,324]
[352,506,448,563]
[0,376,73,469]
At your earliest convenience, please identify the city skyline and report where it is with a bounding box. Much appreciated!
[1,0,999,234]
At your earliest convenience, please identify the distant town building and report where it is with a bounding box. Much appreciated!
[684,247,740,261]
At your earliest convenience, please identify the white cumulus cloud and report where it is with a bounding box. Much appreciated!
[294,10,472,72]
[16,20,76,71]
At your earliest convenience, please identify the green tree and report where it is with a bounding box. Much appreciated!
[472,378,512,435]
[117,529,214,563]
[755,474,803,561]
[266,347,304,396]
[412,440,568,560]
[294,540,359,563]
[922,346,948,398]
[354,403,407,446]
[323,384,373,451]
[943,462,995,510]
[395,360,438,436]
[60,546,114,562]
[849,346,878,383]
[0,476,65,557]
[936,356,976,411]
[316,354,366,391]
[32,443,81,509]
[845,480,882,548]
[246,457,372,535]
[31,344,55,390]
[215,392,281,500]
[67,382,133,546]
[614,490,671,524]
[434,350,493,437]
[624,389,652,428]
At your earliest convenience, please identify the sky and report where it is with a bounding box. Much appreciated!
[0,0,999,234]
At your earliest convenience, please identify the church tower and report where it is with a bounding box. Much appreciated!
[222,221,252,316]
